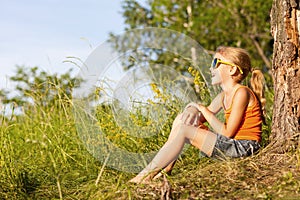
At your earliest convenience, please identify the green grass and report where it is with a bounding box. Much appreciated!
[0,81,299,200]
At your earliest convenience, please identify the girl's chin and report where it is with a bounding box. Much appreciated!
[211,81,220,86]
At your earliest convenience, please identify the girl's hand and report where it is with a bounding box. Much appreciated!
[181,104,201,126]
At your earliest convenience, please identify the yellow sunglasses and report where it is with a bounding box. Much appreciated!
[211,58,243,74]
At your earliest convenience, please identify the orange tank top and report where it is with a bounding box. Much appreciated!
[223,86,262,142]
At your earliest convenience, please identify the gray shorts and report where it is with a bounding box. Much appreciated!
[211,134,261,159]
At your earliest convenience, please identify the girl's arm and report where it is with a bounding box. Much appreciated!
[197,88,250,137]
[206,92,223,115]
[221,88,250,137]
[182,93,223,125]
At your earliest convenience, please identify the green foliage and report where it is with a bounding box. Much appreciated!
[261,85,274,147]
[188,66,211,103]
[118,0,273,70]
[95,82,183,153]
[0,89,97,199]
[111,0,274,113]
[0,65,297,199]
[0,66,82,112]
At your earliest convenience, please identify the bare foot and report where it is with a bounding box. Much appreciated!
[129,169,161,184]
[129,175,146,184]
[153,172,163,180]
[153,161,175,180]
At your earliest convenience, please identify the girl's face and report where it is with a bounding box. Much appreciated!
[210,53,229,85]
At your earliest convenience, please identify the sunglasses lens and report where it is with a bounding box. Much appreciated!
[211,58,218,68]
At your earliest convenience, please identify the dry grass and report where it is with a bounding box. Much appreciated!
[120,143,300,200]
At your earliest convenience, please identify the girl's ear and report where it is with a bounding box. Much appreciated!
[229,66,238,75]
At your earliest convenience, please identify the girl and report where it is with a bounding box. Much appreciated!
[130,46,265,183]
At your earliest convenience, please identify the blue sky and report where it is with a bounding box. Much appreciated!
[0,0,141,89]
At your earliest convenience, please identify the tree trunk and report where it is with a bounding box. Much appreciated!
[270,0,300,151]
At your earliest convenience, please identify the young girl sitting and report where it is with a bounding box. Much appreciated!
[130,46,265,183]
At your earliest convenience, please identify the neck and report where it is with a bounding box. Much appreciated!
[221,81,240,95]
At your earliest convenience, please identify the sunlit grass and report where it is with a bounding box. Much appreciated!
[0,69,299,200]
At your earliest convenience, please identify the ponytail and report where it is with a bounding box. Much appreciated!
[250,69,266,117]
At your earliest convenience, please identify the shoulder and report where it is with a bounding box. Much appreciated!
[233,87,251,104]
[235,86,251,96]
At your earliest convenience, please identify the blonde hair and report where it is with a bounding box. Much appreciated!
[216,46,266,116]
[250,69,266,116]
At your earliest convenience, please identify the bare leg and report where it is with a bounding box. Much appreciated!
[152,115,183,179]
[130,115,182,182]
[129,123,217,183]
[153,114,209,179]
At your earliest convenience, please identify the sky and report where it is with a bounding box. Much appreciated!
[0,0,143,90]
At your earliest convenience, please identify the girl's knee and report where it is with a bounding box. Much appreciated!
[172,113,183,127]
[176,123,191,135]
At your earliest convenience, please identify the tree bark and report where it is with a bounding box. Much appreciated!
[270,0,300,151]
